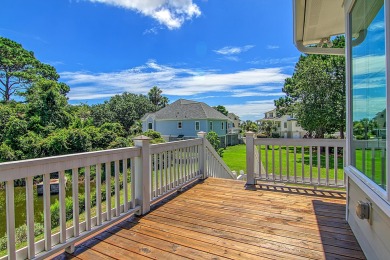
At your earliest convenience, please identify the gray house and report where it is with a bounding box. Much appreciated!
[142,99,229,140]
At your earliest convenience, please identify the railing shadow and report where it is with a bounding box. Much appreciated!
[247,183,347,199]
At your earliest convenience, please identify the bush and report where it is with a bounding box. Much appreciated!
[0,235,7,251]
[271,133,280,138]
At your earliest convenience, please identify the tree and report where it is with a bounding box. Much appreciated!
[206,131,223,157]
[148,86,169,111]
[213,105,228,116]
[275,36,345,138]
[241,120,259,133]
[259,120,277,137]
[0,37,59,102]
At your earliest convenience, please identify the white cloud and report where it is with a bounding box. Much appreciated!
[352,55,386,76]
[61,60,289,100]
[368,22,384,32]
[267,45,279,50]
[248,56,298,65]
[352,95,386,120]
[86,0,201,29]
[213,45,254,55]
[225,100,276,120]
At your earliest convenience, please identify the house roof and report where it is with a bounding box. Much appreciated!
[147,99,229,121]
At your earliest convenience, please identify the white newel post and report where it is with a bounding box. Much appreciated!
[197,131,207,179]
[134,135,152,215]
[246,131,255,185]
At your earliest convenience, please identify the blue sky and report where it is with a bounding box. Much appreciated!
[1,0,301,121]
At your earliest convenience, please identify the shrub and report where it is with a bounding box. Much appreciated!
[271,133,280,138]
[0,235,7,251]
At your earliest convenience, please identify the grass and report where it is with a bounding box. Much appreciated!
[223,144,345,181]
[223,144,387,189]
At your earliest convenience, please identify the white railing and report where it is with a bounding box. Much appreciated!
[0,133,234,260]
[204,139,236,179]
[246,133,346,187]
[149,138,203,202]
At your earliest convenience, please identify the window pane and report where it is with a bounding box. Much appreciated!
[351,0,386,190]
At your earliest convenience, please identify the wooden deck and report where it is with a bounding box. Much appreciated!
[53,178,365,260]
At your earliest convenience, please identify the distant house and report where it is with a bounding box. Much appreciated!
[142,99,230,140]
[227,113,241,134]
[257,108,306,139]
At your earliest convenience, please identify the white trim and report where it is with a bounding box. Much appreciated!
[385,0,390,200]
[195,121,200,131]
[209,121,213,131]
[345,166,390,217]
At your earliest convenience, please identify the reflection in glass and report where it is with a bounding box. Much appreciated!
[351,0,386,190]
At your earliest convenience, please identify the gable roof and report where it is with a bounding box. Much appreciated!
[149,99,229,121]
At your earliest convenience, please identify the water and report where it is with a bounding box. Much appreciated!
[0,183,94,237]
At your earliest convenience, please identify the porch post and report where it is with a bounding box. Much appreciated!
[246,131,255,185]
[197,131,207,179]
[133,135,152,215]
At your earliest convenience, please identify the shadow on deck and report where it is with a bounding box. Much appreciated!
[53,178,365,260]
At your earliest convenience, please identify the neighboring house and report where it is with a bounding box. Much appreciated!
[257,108,306,138]
[227,113,241,134]
[141,99,229,140]
[294,0,390,259]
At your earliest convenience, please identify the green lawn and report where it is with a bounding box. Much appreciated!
[222,144,247,173]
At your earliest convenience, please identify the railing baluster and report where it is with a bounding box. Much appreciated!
[58,171,66,243]
[272,145,275,181]
[325,147,329,186]
[334,147,338,186]
[258,145,262,177]
[301,146,305,183]
[114,160,120,217]
[265,145,269,179]
[382,148,386,187]
[153,154,157,197]
[26,176,35,258]
[123,159,128,212]
[309,146,313,184]
[72,168,79,237]
[159,153,163,195]
[286,146,289,182]
[293,146,297,183]
[6,180,16,260]
[168,150,172,188]
[279,145,282,181]
[85,166,91,231]
[105,163,111,221]
[43,173,52,250]
[96,164,102,226]
[317,146,321,185]
[362,148,366,174]
[164,151,168,191]
[371,148,375,181]
[131,158,136,209]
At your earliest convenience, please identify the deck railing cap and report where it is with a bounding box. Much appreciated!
[133,135,152,141]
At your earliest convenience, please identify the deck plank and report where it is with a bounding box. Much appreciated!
[53,178,365,260]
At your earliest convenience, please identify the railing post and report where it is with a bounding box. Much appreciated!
[134,135,152,215]
[197,131,207,179]
[246,131,256,185]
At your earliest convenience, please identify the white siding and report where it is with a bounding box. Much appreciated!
[348,179,390,260]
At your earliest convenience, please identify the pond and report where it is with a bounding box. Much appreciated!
[0,182,95,237]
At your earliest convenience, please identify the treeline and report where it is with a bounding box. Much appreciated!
[0,37,167,163]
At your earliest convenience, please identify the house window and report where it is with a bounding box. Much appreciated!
[195,121,200,131]
[351,0,386,190]
[178,121,182,129]
[284,122,287,128]
[221,122,224,130]
[148,122,153,130]
[209,121,213,131]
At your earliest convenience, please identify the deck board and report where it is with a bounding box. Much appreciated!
[53,178,365,260]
